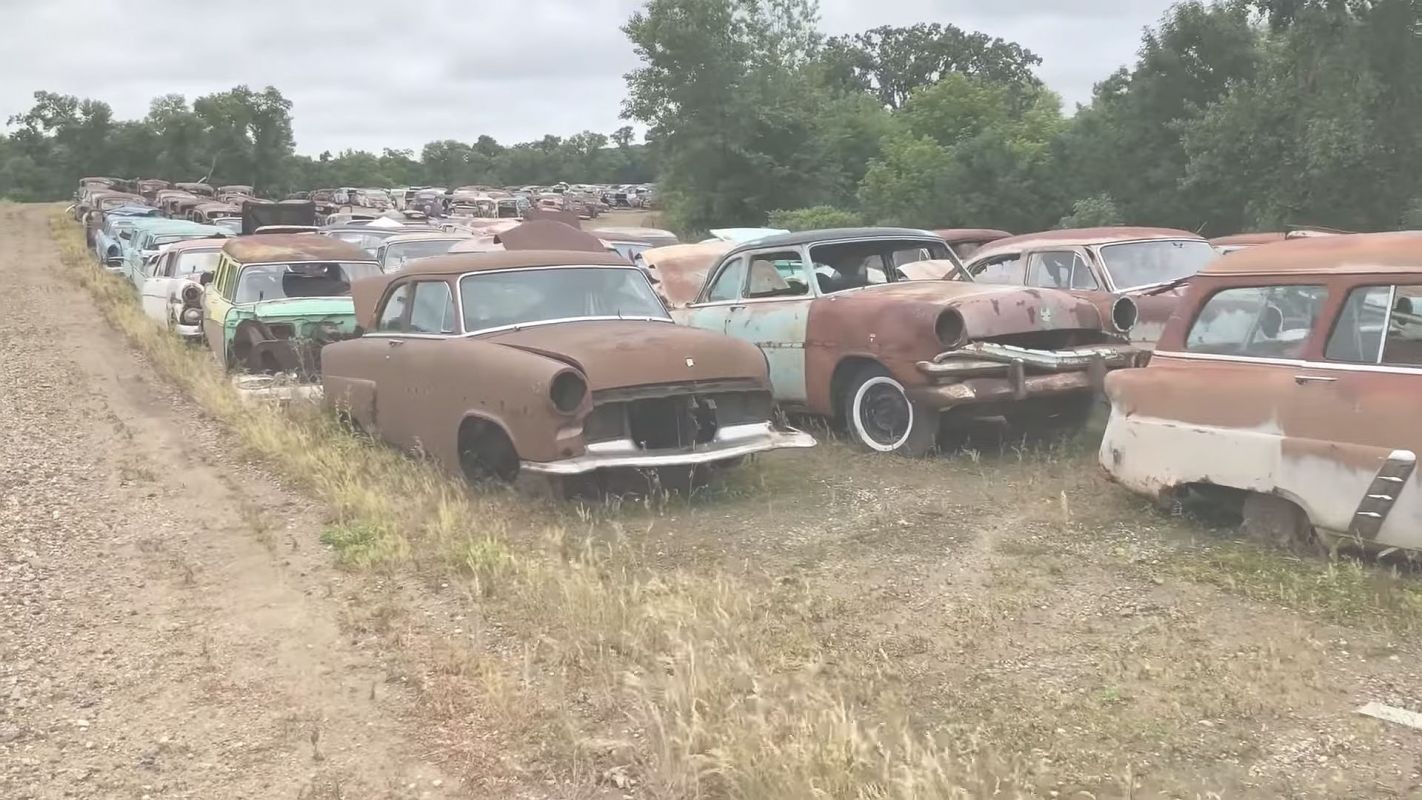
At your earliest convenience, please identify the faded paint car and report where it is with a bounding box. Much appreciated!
[1209,228,1344,256]
[1101,232,1422,552]
[934,228,1012,260]
[671,228,1144,455]
[594,226,680,264]
[121,220,229,289]
[93,205,162,265]
[140,238,225,340]
[201,235,380,377]
[961,227,1217,346]
[322,250,814,484]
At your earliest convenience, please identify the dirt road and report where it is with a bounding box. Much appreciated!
[0,204,452,798]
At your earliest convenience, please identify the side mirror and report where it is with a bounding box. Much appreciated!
[199,272,215,287]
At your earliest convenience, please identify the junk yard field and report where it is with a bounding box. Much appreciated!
[4,197,1422,799]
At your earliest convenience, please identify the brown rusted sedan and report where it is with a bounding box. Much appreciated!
[959,227,1218,346]
[934,228,1012,260]
[321,250,815,483]
[672,228,1144,455]
[1101,232,1422,552]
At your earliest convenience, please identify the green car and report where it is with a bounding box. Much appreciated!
[201,234,382,377]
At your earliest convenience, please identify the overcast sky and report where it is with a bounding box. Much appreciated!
[0,0,1175,156]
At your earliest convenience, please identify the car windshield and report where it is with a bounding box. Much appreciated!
[1099,240,1217,291]
[173,250,223,276]
[459,266,669,334]
[234,262,380,303]
[384,240,461,270]
[213,218,243,234]
[152,234,201,247]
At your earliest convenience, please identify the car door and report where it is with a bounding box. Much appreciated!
[203,258,236,363]
[380,280,458,453]
[140,251,172,324]
[680,255,746,332]
[1297,280,1422,546]
[723,248,813,404]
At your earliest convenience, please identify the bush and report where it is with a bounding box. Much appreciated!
[767,206,864,231]
[1057,194,1122,228]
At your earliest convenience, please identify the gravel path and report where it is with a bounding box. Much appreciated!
[0,204,452,799]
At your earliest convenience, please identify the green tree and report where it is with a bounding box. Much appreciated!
[822,23,1042,110]
[1057,194,1123,228]
[767,205,863,230]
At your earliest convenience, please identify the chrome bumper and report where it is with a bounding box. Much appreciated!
[521,422,816,476]
[917,342,1142,378]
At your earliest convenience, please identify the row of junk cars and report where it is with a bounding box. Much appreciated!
[72,175,1422,556]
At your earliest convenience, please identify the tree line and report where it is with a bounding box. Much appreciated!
[5,0,1421,239]
[0,88,654,202]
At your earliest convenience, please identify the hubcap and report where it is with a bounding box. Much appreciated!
[859,383,910,446]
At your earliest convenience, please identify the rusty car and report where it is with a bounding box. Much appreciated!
[959,227,1218,346]
[173,181,215,198]
[1100,232,1422,553]
[1209,228,1345,256]
[200,235,379,377]
[322,250,815,486]
[668,228,1144,455]
[935,228,1012,260]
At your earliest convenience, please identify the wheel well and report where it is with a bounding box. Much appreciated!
[457,415,519,482]
[830,356,883,422]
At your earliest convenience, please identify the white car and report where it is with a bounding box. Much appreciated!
[139,239,225,340]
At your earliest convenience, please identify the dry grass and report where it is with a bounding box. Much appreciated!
[49,213,1045,798]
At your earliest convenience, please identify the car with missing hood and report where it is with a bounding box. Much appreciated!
[663,228,1145,455]
[200,235,380,377]
[958,227,1218,346]
[1101,232,1422,554]
[320,249,815,486]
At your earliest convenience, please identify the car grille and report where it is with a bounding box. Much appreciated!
[584,381,772,448]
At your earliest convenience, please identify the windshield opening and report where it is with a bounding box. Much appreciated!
[234,262,381,303]
[459,267,669,334]
[385,240,461,270]
[1100,240,1216,291]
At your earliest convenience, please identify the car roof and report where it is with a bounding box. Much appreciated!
[934,228,1013,243]
[381,232,471,245]
[1208,232,1285,247]
[398,249,635,278]
[162,237,229,253]
[723,227,941,256]
[1202,231,1422,276]
[970,227,1205,261]
[223,234,373,263]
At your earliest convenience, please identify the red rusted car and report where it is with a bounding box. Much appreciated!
[669,228,1144,455]
[321,250,815,484]
[959,227,1218,346]
[1101,232,1422,552]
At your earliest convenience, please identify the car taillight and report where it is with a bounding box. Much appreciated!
[181,284,203,306]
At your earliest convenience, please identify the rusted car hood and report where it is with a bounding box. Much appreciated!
[846,281,1106,335]
[481,320,768,391]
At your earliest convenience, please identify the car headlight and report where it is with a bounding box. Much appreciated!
[180,307,201,324]
[181,284,203,305]
[549,371,587,414]
[935,308,967,349]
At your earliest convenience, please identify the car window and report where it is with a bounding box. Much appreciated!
[745,251,809,299]
[1186,285,1327,359]
[378,285,411,332]
[970,254,1025,284]
[808,239,952,294]
[409,281,457,334]
[1028,251,1094,290]
[1325,285,1422,366]
[704,257,745,303]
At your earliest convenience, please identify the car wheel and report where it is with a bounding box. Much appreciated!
[846,366,938,456]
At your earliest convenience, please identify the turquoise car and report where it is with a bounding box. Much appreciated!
[120,220,229,290]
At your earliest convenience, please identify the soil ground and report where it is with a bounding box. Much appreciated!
[4,203,1421,798]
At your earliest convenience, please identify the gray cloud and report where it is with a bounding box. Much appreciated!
[0,0,1173,155]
